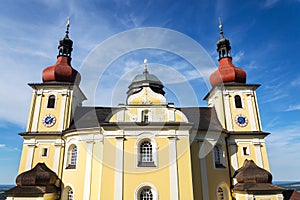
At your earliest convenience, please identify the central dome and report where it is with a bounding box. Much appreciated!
[127,67,165,98]
[131,72,162,84]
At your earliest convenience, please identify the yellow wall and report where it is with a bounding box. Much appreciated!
[37,93,63,132]
[229,93,257,132]
[123,137,170,199]
[177,137,194,200]
[18,144,29,174]
[100,138,116,199]
[205,147,231,200]
[62,141,87,200]
[32,144,56,168]
[89,141,102,200]
[190,142,203,200]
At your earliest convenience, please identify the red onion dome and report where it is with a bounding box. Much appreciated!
[210,23,246,87]
[210,57,246,86]
[42,18,81,85]
[42,56,81,85]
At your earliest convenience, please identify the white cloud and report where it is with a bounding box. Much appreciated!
[79,27,216,106]
[286,104,300,111]
[0,144,6,148]
[291,76,300,86]
[266,122,300,180]
[232,51,244,63]
[261,0,280,8]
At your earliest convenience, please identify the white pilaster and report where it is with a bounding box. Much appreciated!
[25,142,36,171]
[58,91,68,131]
[247,94,257,131]
[230,142,239,171]
[31,90,43,132]
[198,141,210,200]
[98,140,104,200]
[229,141,239,184]
[114,136,124,200]
[169,136,179,200]
[53,140,63,174]
[83,140,94,200]
[224,93,233,131]
[253,139,263,168]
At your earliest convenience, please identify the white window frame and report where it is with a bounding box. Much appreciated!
[216,182,230,200]
[68,187,74,200]
[213,144,226,169]
[135,183,158,200]
[135,135,158,168]
[40,146,49,158]
[242,146,250,156]
[233,94,244,109]
[63,185,75,200]
[46,94,57,109]
[66,144,78,169]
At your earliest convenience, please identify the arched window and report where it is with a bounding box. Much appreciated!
[66,145,77,169]
[214,145,226,168]
[135,183,158,200]
[216,183,230,200]
[217,187,224,200]
[140,187,153,200]
[67,187,74,200]
[47,95,56,108]
[234,95,243,108]
[138,141,155,167]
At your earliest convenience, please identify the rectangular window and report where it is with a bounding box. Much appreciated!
[242,146,250,156]
[41,147,49,158]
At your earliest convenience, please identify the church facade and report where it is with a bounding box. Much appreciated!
[5,21,285,200]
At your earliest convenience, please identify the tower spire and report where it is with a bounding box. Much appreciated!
[143,58,148,74]
[65,17,70,38]
[218,17,224,39]
[58,17,73,58]
[216,21,231,60]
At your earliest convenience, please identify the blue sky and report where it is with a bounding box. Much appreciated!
[0,0,299,184]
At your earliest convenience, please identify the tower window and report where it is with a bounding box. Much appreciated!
[40,147,49,158]
[47,95,56,108]
[242,146,250,156]
[234,95,243,108]
[66,145,77,169]
[214,145,226,168]
[140,188,153,200]
[138,141,155,167]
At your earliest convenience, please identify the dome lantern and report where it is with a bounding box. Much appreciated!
[127,60,165,100]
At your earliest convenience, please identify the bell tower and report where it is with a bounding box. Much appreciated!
[18,19,86,175]
[205,23,262,133]
[204,23,269,174]
[26,18,86,133]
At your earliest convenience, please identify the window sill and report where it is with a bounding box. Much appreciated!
[138,161,156,167]
[66,164,76,169]
[215,163,226,169]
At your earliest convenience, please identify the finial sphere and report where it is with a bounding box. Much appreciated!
[144,59,147,64]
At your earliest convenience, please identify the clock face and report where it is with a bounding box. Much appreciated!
[235,114,248,127]
[42,114,56,127]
